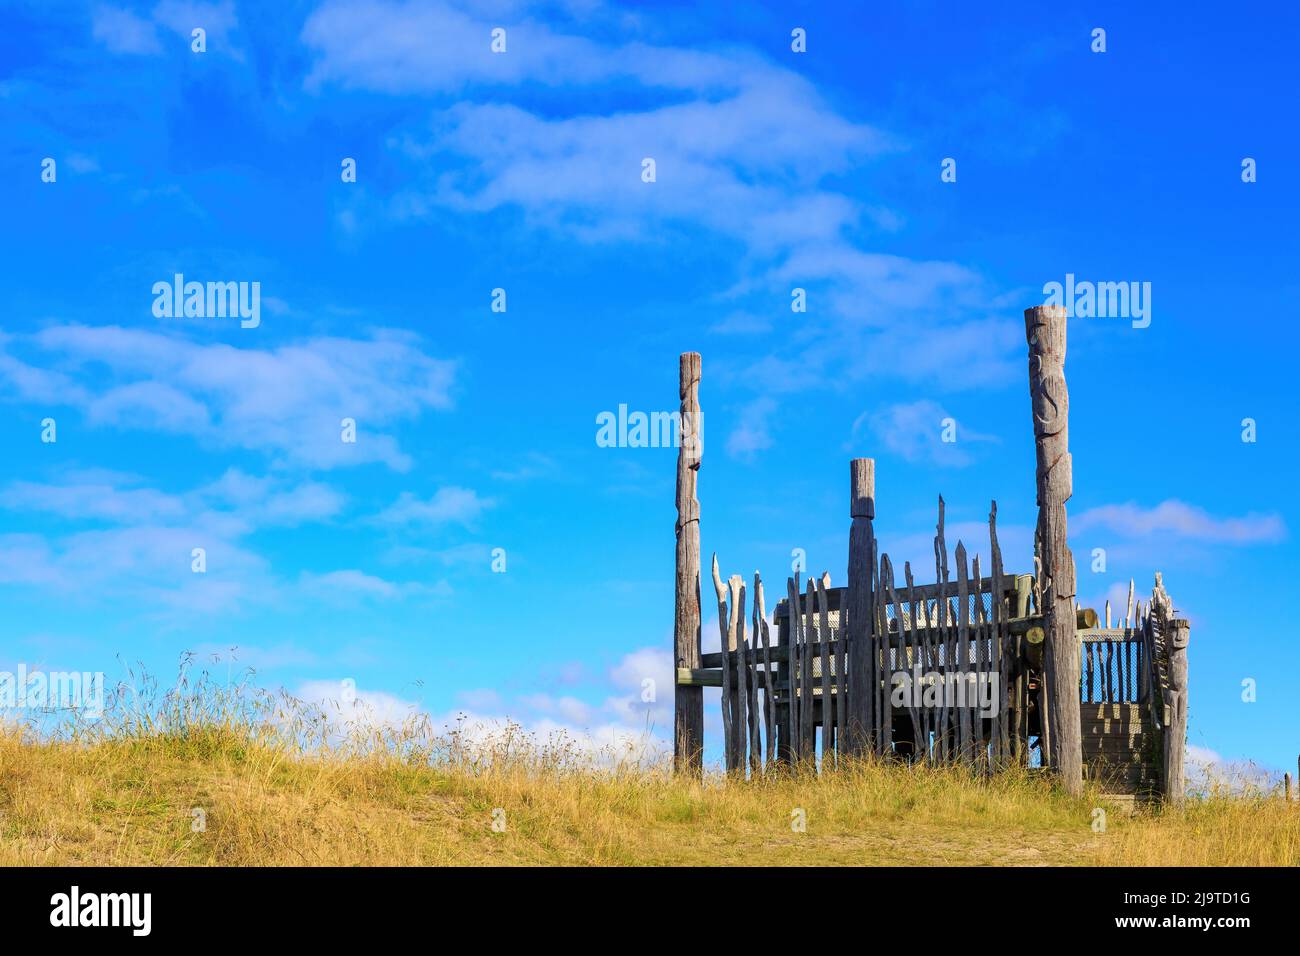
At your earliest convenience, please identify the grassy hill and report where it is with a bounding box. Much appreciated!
[1,672,1295,866]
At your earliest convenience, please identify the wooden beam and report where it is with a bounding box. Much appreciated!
[677,667,721,687]
[1025,304,1083,795]
[673,352,704,775]
[844,458,875,757]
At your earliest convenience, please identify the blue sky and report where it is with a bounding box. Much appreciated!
[1,1,1297,774]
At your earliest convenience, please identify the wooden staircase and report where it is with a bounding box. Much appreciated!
[1081,702,1161,799]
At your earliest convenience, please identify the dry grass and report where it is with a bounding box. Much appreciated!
[1,662,1295,866]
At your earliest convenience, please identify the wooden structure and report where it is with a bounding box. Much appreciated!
[673,353,704,774]
[671,306,1191,803]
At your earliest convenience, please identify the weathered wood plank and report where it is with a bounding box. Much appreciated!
[989,501,1009,768]
[756,574,776,769]
[873,540,891,757]
[884,554,923,764]
[973,553,990,770]
[904,560,930,764]
[786,577,802,764]
[729,574,748,772]
[845,458,875,758]
[710,554,734,771]
[956,542,973,763]
[677,667,721,687]
[1025,304,1083,794]
[934,497,951,763]
[673,352,704,775]
[802,576,816,760]
[1162,618,1190,805]
[816,572,834,765]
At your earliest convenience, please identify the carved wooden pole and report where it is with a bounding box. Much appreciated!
[673,352,704,775]
[845,458,875,757]
[1162,618,1190,805]
[1024,305,1082,794]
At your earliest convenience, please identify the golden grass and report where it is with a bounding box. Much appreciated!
[1,664,1295,866]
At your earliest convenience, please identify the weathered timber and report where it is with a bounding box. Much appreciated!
[1025,304,1082,794]
[801,576,816,760]
[956,543,973,763]
[883,554,923,763]
[756,574,776,767]
[989,502,1010,767]
[832,582,846,758]
[710,555,735,770]
[729,575,751,774]
[874,540,891,756]
[673,352,704,774]
[973,552,990,769]
[816,573,834,764]
[785,577,802,763]
[904,560,930,763]
[1162,618,1190,804]
[676,667,720,687]
[934,498,951,763]
[845,458,875,757]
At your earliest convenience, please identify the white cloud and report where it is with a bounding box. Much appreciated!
[375,487,493,528]
[93,2,240,57]
[300,1,1020,402]
[1185,744,1279,794]
[0,471,353,619]
[199,469,345,526]
[726,397,775,461]
[2,479,186,524]
[1073,500,1286,545]
[92,6,162,55]
[2,325,457,471]
[66,154,100,174]
[298,569,453,602]
[152,0,238,46]
[413,645,673,765]
[297,678,424,731]
[853,399,997,468]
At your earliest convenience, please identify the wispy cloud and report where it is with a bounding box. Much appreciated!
[92,6,162,55]
[852,399,998,468]
[93,2,241,57]
[1073,501,1286,545]
[726,397,775,461]
[1,325,457,471]
[298,569,453,602]
[374,487,494,528]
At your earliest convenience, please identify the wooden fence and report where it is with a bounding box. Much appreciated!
[704,496,1024,773]
[671,334,1191,799]
[692,493,1189,799]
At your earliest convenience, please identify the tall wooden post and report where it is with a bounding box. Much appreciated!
[674,352,704,775]
[1162,618,1190,805]
[844,458,875,757]
[1024,305,1082,794]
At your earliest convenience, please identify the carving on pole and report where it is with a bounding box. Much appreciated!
[1163,619,1190,805]
[673,352,704,774]
[1024,305,1082,794]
